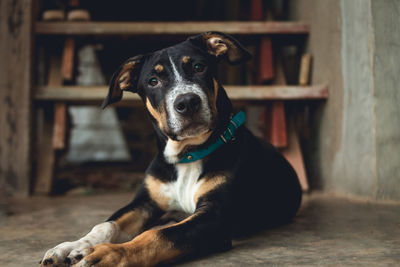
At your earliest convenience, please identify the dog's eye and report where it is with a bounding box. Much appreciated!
[193,63,205,73]
[148,77,159,86]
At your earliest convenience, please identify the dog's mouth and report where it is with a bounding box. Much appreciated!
[166,119,214,141]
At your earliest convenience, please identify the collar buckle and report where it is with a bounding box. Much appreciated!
[220,123,235,143]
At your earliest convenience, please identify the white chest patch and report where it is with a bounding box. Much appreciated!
[161,161,204,214]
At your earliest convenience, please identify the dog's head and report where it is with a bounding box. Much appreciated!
[102,32,251,141]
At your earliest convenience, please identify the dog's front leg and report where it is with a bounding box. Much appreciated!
[40,184,163,267]
[73,197,231,267]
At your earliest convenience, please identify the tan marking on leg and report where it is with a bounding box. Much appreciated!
[194,176,226,204]
[146,98,167,131]
[124,229,183,267]
[167,213,197,227]
[182,56,190,64]
[154,64,164,73]
[81,243,128,267]
[123,214,202,265]
[145,175,170,210]
[80,215,187,266]
[115,210,149,237]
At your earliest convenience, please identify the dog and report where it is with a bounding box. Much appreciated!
[40,32,302,267]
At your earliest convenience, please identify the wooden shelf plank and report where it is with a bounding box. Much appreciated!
[35,21,309,35]
[34,85,328,102]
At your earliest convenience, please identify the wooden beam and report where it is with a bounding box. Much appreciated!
[281,121,309,192]
[0,0,33,197]
[34,106,55,194]
[263,55,288,148]
[61,38,75,82]
[34,85,328,102]
[264,101,287,147]
[258,38,275,83]
[34,37,64,194]
[53,103,67,149]
[35,21,310,35]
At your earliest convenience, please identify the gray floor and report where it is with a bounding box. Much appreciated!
[0,193,399,266]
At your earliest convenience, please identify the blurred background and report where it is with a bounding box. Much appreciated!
[0,0,399,201]
[1,1,400,266]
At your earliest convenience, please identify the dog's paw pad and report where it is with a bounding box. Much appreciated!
[43,258,54,265]
[75,254,83,261]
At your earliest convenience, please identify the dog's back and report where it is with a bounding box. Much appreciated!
[200,125,302,235]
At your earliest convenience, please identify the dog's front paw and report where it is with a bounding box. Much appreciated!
[40,241,92,267]
[72,243,128,267]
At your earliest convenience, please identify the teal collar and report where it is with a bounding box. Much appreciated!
[178,111,246,164]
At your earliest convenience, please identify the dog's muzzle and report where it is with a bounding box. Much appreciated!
[165,84,213,140]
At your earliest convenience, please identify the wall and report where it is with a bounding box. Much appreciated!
[372,0,400,199]
[289,0,400,200]
[0,0,33,197]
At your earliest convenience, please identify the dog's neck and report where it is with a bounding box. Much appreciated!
[162,131,212,164]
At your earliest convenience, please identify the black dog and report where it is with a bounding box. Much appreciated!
[40,32,302,267]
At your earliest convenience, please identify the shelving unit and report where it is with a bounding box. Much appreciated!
[35,21,310,35]
[34,21,321,104]
[0,0,330,197]
[35,84,328,102]
[32,9,327,194]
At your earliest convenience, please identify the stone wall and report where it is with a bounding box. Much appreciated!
[289,0,400,200]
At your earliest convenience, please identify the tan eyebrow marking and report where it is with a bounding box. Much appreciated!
[154,64,164,73]
[182,56,190,64]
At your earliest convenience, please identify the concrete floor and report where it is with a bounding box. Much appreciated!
[0,192,399,267]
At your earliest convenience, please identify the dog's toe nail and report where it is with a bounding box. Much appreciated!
[75,254,83,261]
[43,258,53,265]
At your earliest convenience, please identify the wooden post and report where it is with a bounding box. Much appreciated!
[61,38,75,83]
[263,55,288,147]
[258,38,275,83]
[281,120,309,192]
[280,53,312,191]
[53,103,67,149]
[0,0,34,197]
[35,105,56,194]
[34,55,61,194]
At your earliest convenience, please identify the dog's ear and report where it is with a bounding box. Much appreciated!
[188,32,252,64]
[102,55,145,109]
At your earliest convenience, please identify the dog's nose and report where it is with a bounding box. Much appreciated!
[174,93,201,116]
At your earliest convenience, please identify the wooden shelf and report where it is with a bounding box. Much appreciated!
[34,85,328,103]
[35,21,309,35]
